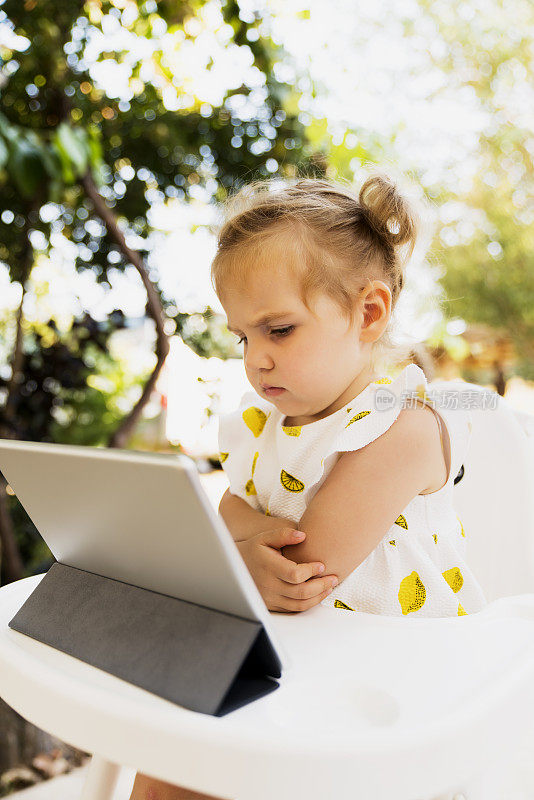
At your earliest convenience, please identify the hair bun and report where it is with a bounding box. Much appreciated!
[358,172,419,253]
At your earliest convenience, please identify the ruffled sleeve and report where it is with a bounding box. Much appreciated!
[217,391,271,511]
[330,363,430,455]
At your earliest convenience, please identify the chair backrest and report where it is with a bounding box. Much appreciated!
[428,379,534,602]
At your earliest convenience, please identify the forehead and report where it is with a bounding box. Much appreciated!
[222,274,306,331]
[219,227,308,315]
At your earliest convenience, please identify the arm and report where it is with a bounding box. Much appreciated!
[219,492,339,613]
[218,487,295,542]
[281,404,446,581]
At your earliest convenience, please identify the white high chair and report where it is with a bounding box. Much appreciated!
[440,380,534,602]
[0,380,533,800]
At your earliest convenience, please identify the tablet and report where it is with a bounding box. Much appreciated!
[0,439,288,674]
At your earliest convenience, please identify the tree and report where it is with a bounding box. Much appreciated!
[418,0,534,385]
[0,0,312,440]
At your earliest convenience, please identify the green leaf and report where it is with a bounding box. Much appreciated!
[53,123,89,182]
[7,138,49,198]
[0,113,17,145]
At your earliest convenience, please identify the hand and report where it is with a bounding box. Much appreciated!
[236,526,339,613]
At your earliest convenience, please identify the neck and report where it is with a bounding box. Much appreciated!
[330,363,379,414]
[283,363,379,427]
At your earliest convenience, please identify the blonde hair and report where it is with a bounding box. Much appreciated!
[211,168,425,373]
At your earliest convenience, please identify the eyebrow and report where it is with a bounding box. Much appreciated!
[227,311,295,333]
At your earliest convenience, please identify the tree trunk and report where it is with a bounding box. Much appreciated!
[80,172,170,450]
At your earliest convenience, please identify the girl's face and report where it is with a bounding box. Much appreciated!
[219,259,390,425]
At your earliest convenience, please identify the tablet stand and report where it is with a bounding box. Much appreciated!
[8,562,280,716]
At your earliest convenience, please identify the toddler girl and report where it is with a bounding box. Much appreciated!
[129,170,487,800]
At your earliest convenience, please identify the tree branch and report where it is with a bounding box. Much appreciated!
[80,171,170,448]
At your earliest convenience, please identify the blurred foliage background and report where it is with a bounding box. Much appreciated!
[0,0,533,785]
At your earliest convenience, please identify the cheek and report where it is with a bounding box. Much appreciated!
[295,338,349,383]
[296,336,327,363]
[283,340,319,380]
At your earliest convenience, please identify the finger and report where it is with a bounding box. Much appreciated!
[281,576,338,601]
[261,526,305,548]
[269,606,300,614]
[276,585,336,613]
[276,555,328,584]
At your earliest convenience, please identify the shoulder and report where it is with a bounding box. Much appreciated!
[339,398,447,496]
[285,397,447,578]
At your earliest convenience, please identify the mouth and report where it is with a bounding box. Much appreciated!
[261,384,286,395]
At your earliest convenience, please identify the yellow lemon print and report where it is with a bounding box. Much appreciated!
[345,410,372,428]
[346,407,352,413]
[242,407,269,437]
[280,469,305,493]
[219,452,228,463]
[415,383,435,406]
[281,425,302,437]
[334,599,354,611]
[415,383,428,400]
[389,540,396,546]
[398,571,426,614]
[457,517,465,537]
[395,514,408,530]
[442,567,464,593]
[458,603,467,616]
[372,377,392,384]
[245,478,257,496]
[432,534,438,544]
[251,451,259,475]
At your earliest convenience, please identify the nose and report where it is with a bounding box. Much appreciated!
[244,339,274,372]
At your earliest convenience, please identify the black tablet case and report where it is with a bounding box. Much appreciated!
[9,562,281,716]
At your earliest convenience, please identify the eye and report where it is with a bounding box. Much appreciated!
[235,326,294,345]
[270,325,294,338]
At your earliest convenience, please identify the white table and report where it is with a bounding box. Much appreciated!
[3,575,534,800]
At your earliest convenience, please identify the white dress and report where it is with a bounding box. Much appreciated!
[217,363,488,618]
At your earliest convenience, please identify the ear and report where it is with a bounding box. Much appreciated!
[358,281,392,342]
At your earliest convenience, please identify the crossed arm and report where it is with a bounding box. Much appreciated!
[218,488,295,540]
[219,401,446,596]
[281,403,447,581]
